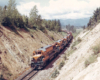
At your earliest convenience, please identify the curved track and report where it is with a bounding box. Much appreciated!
[15,69,38,80]
[15,39,73,80]
[15,47,66,80]
[21,71,38,80]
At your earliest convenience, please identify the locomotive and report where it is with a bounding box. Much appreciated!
[31,32,73,69]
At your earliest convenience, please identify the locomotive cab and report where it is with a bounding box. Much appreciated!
[31,51,44,69]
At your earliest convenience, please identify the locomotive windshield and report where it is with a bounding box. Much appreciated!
[32,54,42,62]
[33,51,42,55]
[37,51,41,54]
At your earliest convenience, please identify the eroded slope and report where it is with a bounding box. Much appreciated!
[0,25,64,79]
[56,23,100,80]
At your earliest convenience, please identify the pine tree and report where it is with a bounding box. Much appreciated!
[22,15,28,27]
[7,0,16,19]
[29,5,38,27]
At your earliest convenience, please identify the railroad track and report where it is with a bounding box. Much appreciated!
[15,40,72,80]
[15,48,66,80]
[15,69,38,80]
[21,70,38,80]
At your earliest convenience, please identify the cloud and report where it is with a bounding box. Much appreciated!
[17,1,41,16]
[17,0,100,19]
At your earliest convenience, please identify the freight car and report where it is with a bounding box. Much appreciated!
[31,32,73,69]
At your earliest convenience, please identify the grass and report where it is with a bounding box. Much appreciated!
[51,69,59,78]
[82,29,91,38]
[58,61,65,70]
[72,30,80,38]
[85,42,100,67]
[25,27,35,33]
[51,58,66,78]
[51,31,82,78]
[66,37,82,57]
[71,37,82,49]
[63,53,68,60]
[92,43,100,55]
[67,49,75,57]
[85,54,97,67]
[51,61,65,78]
[60,32,67,36]
[72,33,78,38]
[77,37,82,42]
[0,63,13,80]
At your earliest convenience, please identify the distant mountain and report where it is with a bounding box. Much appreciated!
[60,18,90,27]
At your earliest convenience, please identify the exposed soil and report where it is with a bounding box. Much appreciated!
[55,23,100,80]
[0,25,65,80]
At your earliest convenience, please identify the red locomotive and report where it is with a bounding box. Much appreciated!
[31,32,73,69]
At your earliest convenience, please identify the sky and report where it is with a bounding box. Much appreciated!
[0,0,100,19]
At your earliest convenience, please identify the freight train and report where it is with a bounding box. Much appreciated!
[31,32,73,69]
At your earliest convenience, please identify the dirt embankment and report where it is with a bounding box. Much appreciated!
[0,25,64,79]
[55,23,100,80]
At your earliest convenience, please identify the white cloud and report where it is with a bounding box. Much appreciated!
[17,0,100,19]
[17,2,41,16]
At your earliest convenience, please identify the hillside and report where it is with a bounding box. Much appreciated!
[55,23,100,80]
[0,25,65,80]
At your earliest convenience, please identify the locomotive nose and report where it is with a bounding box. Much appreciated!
[31,54,43,68]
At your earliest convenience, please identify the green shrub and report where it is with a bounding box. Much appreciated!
[77,37,82,42]
[92,44,100,55]
[72,31,80,38]
[58,61,65,70]
[71,37,82,49]
[85,43,100,67]
[63,54,67,60]
[84,42,100,68]
[85,55,97,67]
[66,37,81,57]
[67,49,75,57]
[71,42,77,49]
[51,69,59,78]
[84,60,89,67]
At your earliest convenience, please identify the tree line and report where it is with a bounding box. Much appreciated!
[66,24,76,33]
[87,7,100,29]
[0,0,61,33]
